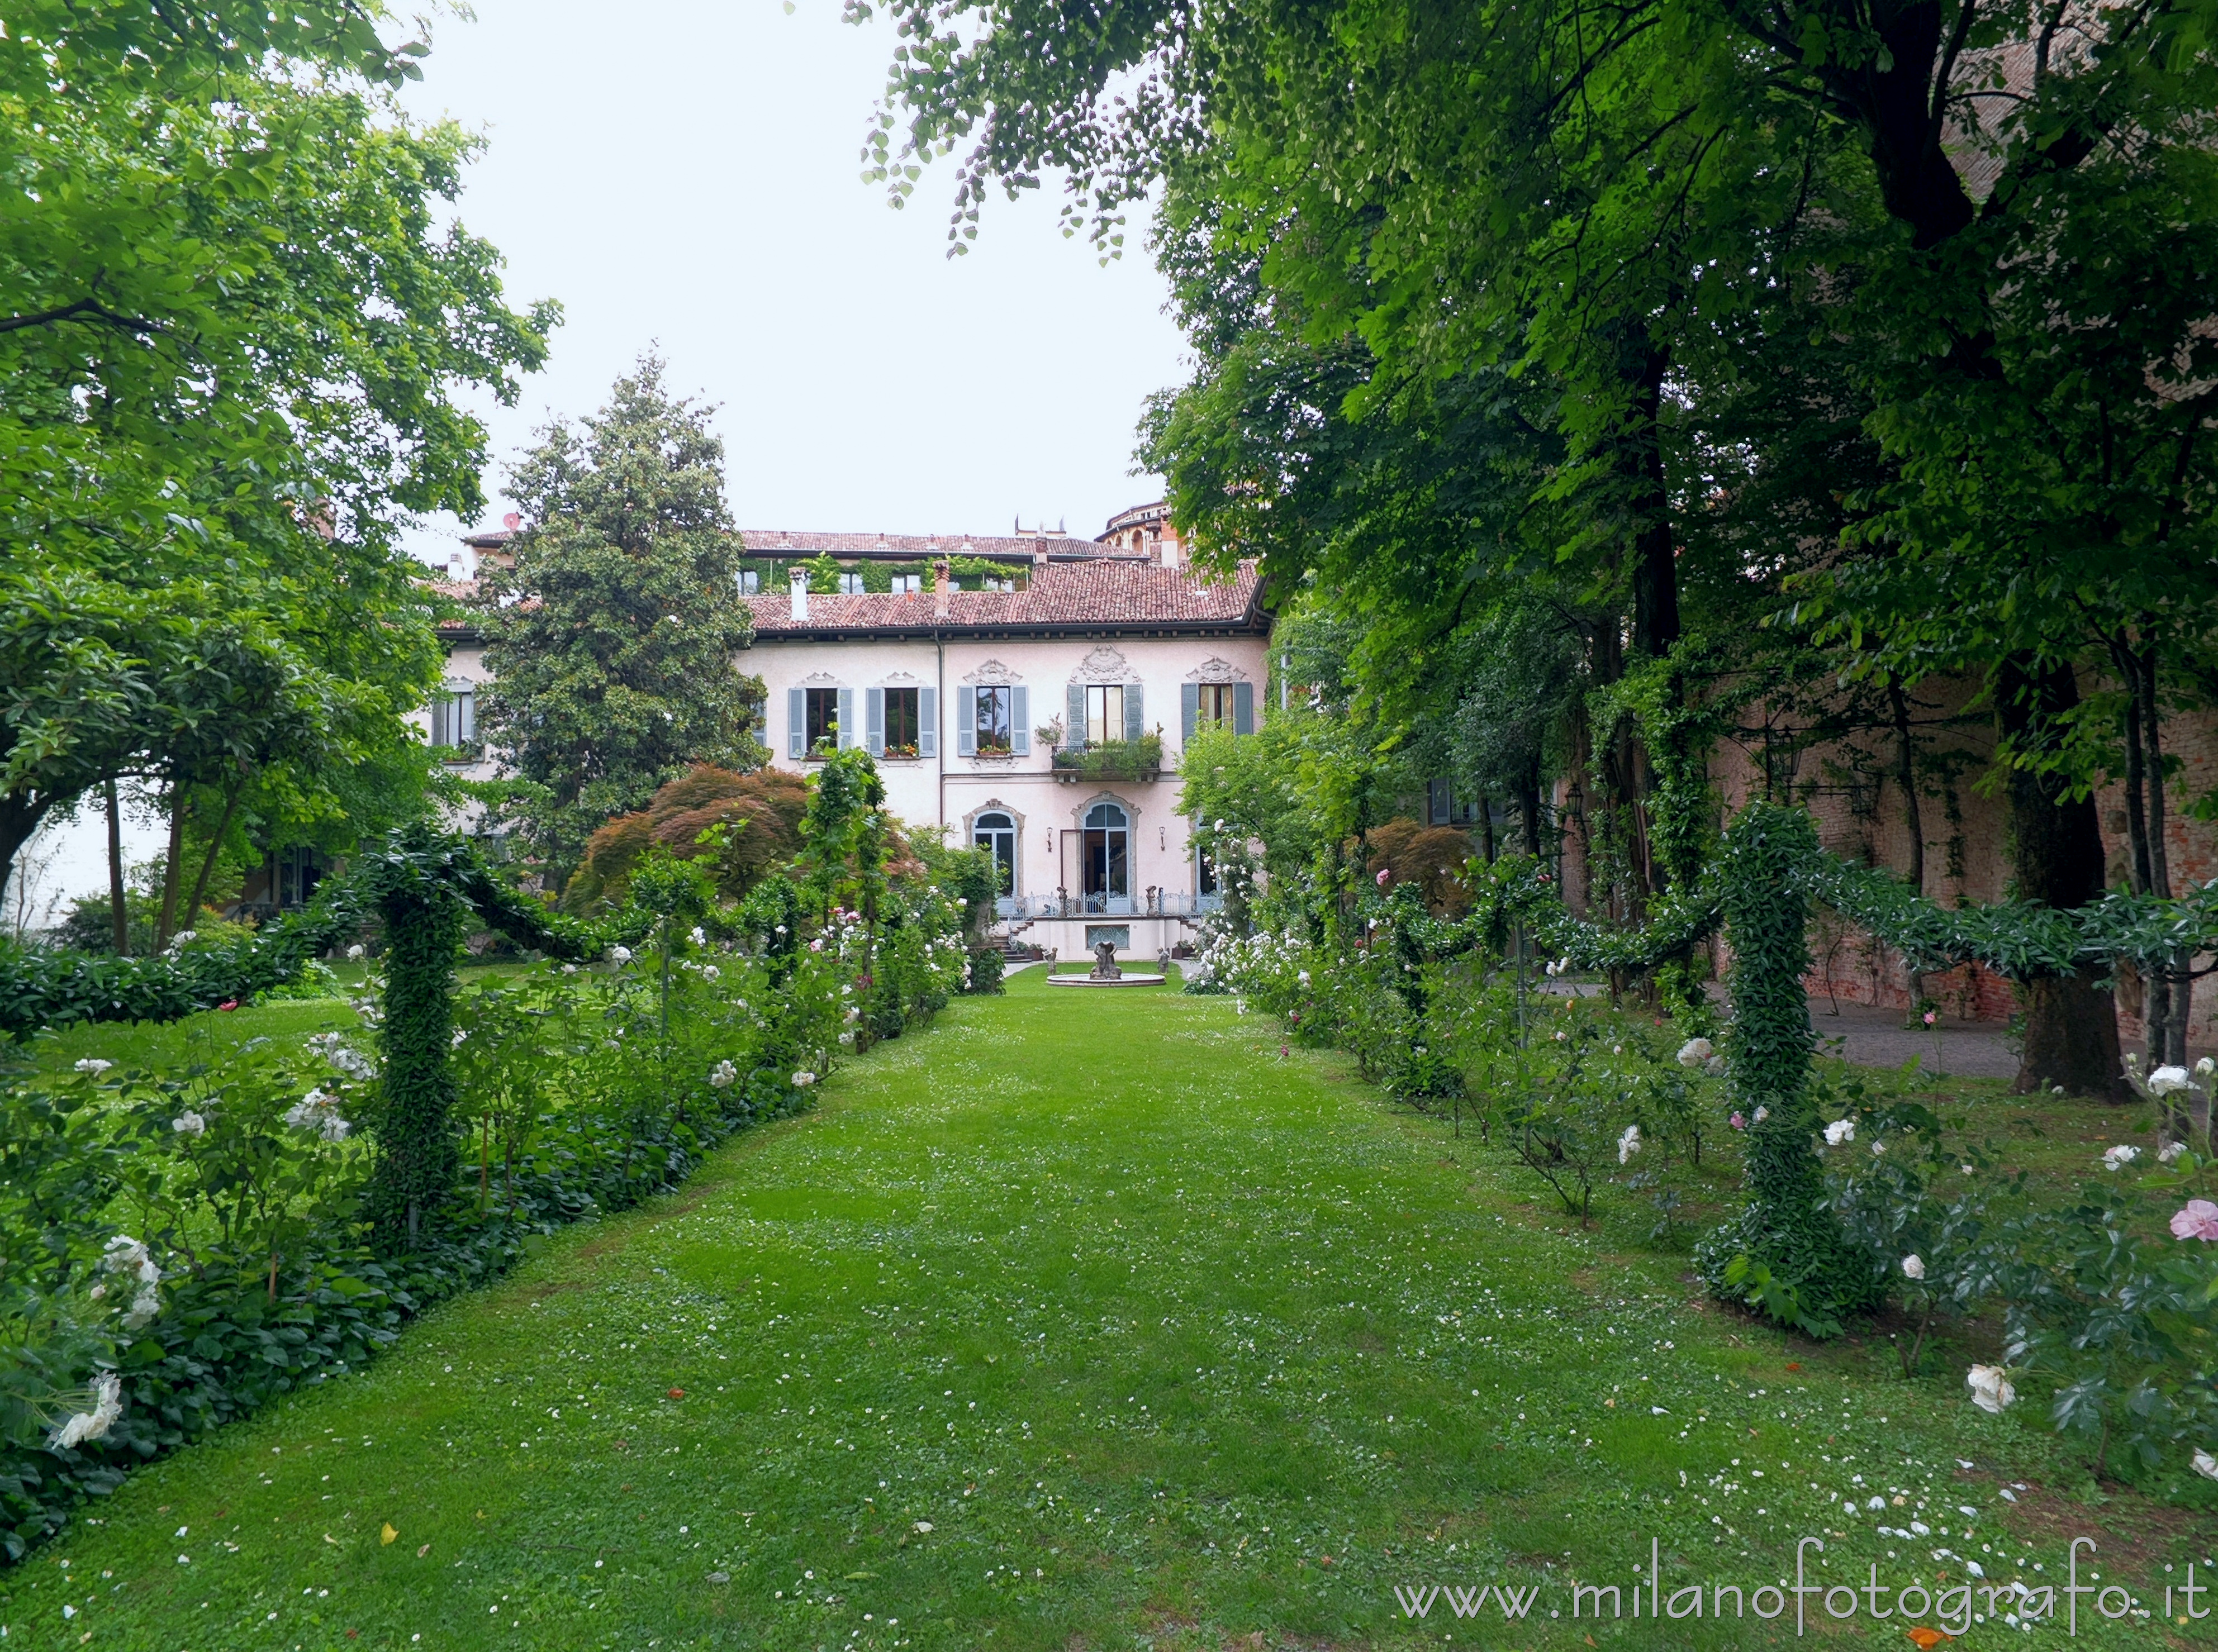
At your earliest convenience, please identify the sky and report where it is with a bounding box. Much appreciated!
[11,0,1189,922]
[397,0,1187,568]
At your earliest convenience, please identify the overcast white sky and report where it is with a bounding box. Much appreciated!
[397,0,1186,565]
[12,0,1188,919]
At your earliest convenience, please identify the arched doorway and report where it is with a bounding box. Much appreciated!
[972,811,1017,912]
[1081,801,1130,914]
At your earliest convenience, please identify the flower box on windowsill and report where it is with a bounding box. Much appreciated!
[1050,735,1165,782]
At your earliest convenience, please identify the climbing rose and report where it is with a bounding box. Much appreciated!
[1676,1037,1714,1069]
[74,1059,112,1076]
[1728,1112,1746,1131]
[608,946,633,964]
[1823,1118,1855,1146]
[1901,1255,1926,1280]
[171,1112,207,1137]
[2160,1140,2187,1164]
[709,1060,738,1089]
[2101,1143,2139,1170]
[2148,1064,2195,1097]
[1617,1125,1642,1165]
[2170,1200,2218,1242]
[791,1071,816,1087]
[1965,1365,2015,1414]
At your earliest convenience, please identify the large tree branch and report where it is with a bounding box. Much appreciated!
[0,298,162,338]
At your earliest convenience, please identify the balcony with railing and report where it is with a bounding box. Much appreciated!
[1047,734,1165,783]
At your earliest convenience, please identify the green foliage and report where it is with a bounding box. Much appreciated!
[478,358,764,889]
[1694,804,1880,1321]
[1049,733,1163,779]
[2,17,554,892]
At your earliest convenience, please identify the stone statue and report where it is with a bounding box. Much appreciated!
[1089,940,1122,980]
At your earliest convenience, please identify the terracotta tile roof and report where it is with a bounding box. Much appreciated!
[745,559,1265,636]
[738,528,1094,559]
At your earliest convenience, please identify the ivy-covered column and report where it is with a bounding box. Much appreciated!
[363,827,473,1245]
[1696,803,1876,1324]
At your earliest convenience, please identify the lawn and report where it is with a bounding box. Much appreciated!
[8,968,2216,1649]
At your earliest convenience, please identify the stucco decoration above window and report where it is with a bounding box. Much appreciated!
[881,669,920,685]
[1071,645,1132,684]
[797,670,840,687]
[1185,656,1248,683]
[962,658,1021,685]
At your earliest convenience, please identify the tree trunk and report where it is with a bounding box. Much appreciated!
[1994,658,2128,1100]
[184,774,247,929]
[1476,793,1496,862]
[154,783,187,950]
[106,781,129,955]
[1888,680,1926,1008]
[2135,652,2194,1069]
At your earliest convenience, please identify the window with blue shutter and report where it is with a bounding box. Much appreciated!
[1181,683,1199,745]
[1010,685,1029,754]
[865,688,885,756]
[837,687,856,749]
[918,687,937,758]
[957,687,977,756]
[1066,683,1087,749]
[1233,680,1255,735]
[1124,681,1144,741]
[788,687,805,759]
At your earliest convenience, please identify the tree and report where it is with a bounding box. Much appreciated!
[2,15,557,899]
[478,359,767,892]
[861,0,2218,1088]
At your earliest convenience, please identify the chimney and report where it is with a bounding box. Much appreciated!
[1160,529,1181,571]
[789,565,809,621]
[933,558,952,618]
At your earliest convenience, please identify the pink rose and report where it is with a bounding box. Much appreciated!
[2170,1200,2218,1242]
[1376,868,1391,887]
[1728,1112,1746,1131]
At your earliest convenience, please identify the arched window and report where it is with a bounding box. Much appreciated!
[972,811,1017,898]
[1081,801,1129,911]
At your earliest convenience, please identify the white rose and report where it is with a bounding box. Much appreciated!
[1823,1118,1855,1146]
[1617,1125,1642,1165]
[2102,1143,2139,1170]
[2148,1065,2195,1097]
[74,1059,113,1076]
[1676,1037,1714,1069]
[1901,1254,1925,1280]
[1965,1364,2015,1414]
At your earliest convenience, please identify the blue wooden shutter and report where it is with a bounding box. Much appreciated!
[1234,680,1255,735]
[837,687,855,749]
[919,687,937,758]
[957,685,976,756]
[1067,683,1086,748]
[1124,682,1144,741]
[1181,683,1199,745]
[1010,686,1029,754]
[865,688,885,756]
[787,687,805,759]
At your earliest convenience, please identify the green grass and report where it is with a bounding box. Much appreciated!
[10,972,2217,1649]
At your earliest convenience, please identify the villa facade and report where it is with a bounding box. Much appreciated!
[430,503,1274,963]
